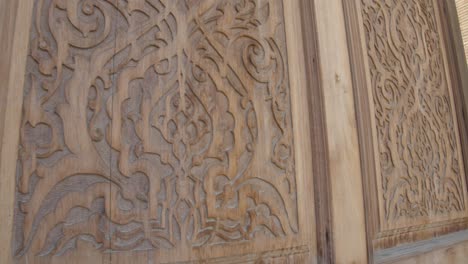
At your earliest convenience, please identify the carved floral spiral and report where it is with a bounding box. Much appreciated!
[361,0,466,224]
[14,0,298,258]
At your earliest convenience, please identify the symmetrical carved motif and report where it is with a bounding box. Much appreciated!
[361,0,467,224]
[13,0,297,257]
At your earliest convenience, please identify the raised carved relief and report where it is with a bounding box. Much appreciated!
[13,0,298,258]
[361,0,467,225]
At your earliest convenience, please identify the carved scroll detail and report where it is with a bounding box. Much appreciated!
[361,0,467,224]
[14,0,297,257]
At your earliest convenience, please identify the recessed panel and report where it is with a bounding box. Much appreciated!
[360,0,468,231]
[12,0,310,262]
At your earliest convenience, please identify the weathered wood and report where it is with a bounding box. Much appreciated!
[0,0,34,263]
[455,0,468,62]
[342,0,381,261]
[314,0,369,263]
[4,0,318,263]
[299,0,335,262]
[344,0,468,258]
[2,0,468,263]
[440,0,468,191]
[375,229,468,264]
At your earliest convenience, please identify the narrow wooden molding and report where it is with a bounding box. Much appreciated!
[341,0,379,262]
[0,0,34,263]
[0,0,18,159]
[283,0,320,260]
[438,0,468,188]
[314,0,369,263]
[455,0,468,62]
[375,229,468,264]
[373,218,468,250]
[299,0,334,262]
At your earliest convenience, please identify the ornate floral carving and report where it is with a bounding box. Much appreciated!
[14,0,297,257]
[361,0,467,224]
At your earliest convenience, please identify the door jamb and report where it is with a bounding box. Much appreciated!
[0,0,34,263]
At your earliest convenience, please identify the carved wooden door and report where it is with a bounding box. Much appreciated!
[1,0,317,263]
[360,0,468,235]
[344,0,468,262]
[3,0,468,263]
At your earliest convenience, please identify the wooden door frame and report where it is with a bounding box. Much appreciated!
[0,1,34,263]
[303,0,369,263]
[298,0,336,262]
[440,0,468,181]
[342,0,468,262]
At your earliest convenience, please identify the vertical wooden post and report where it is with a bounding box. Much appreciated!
[313,0,369,263]
[440,0,468,179]
[299,0,334,262]
[0,0,34,263]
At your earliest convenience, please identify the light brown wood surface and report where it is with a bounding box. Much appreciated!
[0,0,34,264]
[390,243,468,264]
[1,0,318,263]
[455,0,468,62]
[367,0,468,236]
[375,230,468,264]
[2,0,468,263]
[314,0,369,263]
[344,0,468,260]
[443,0,468,180]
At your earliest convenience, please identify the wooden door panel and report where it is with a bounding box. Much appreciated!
[345,0,468,253]
[8,0,316,263]
[3,0,467,263]
[362,0,468,231]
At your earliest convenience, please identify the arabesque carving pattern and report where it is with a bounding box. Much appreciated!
[13,0,297,257]
[361,0,467,224]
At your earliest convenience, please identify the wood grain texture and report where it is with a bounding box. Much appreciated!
[342,0,381,261]
[344,0,468,254]
[375,229,468,264]
[440,0,468,192]
[8,0,317,263]
[388,243,468,264]
[314,0,369,263]
[0,0,34,263]
[360,0,468,229]
[455,0,468,62]
[299,0,335,262]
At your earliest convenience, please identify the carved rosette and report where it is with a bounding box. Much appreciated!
[13,0,298,257]
[361,0,467,225]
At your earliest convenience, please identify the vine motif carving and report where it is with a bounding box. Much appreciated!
[14,0,297,257]
[361,0,467,224]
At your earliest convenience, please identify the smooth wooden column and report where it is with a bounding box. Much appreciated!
[313,0,369,263]
[0,0,34,263]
